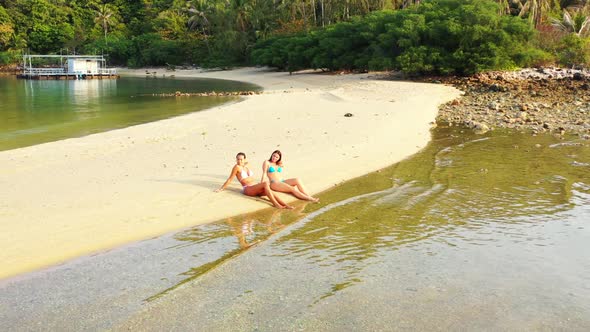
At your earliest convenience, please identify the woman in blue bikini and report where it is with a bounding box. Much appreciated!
[261,150,319,202]
[216,152,293,209]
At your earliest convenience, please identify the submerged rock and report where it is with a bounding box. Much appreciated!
[466,121,490,134]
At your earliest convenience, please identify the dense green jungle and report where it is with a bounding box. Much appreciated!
[1,0,589,74]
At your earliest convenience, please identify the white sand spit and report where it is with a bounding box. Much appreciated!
[0,67,461,279]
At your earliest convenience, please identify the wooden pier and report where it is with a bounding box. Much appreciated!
[17,54,118,80]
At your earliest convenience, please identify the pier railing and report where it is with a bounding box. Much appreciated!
[19,54,118,79]
[22,68,118,76]
[97,68,117,74]
[23,68,67,75]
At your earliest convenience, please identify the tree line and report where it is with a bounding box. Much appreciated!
[1,0,589,73]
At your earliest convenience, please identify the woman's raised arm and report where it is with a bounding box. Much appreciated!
[260,160,269,183]
[215,165,239,192]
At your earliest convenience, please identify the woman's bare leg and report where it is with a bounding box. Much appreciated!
[284,178,319,202]
[274,193,293,209]
[271,181,317,202]
[262,183,290,208]
[244,182,284,208]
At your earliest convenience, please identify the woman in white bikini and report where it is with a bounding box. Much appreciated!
[216,152,293,209]
[261,150,319,202]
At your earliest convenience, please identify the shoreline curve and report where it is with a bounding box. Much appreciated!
[0,67,461,279]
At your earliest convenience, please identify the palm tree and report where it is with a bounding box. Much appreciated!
[186,0,212,35]
[94,4,114,41]
[551,7,590,36]
[401,0,420,9]
[231,0,252,32]
[560,0,586,9]
[186,0,216,53]
[518,0,554,27]
[496,0,511,15]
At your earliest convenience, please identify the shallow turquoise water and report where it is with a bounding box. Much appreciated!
[0,75,259,151]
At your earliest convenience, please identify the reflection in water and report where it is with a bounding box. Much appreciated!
[68,79,116,112]
[146,204,307,301]
[0,76,259,151]
[262,128,590,302]
[23,77,117,98]
[153,127,589,325]
[2,126,587,330]
[20,78,116,114]
[22,79,117,121]
[227,209,288,249]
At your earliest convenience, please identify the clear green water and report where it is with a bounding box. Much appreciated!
[0,75,259,151]
[2,127,589,330]
[155,126,590,328]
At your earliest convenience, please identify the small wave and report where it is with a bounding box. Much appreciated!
[371,182,423,206]
[550,175,568,183]
[549,141,584,148]
[5,127,50,136]
[571,161,590,167]
[403,184,446,210]
[468,137,492,144]
[435,158,453,168]
[439,147,453,154]
[573,182,590,191]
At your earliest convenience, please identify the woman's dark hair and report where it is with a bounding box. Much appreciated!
[236,152,246,159]
[268,150,282,164]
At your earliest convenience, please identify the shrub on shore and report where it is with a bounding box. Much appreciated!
[2,0,587,72]
[251,0,548,75]
[556,34,590,68]
[0,49,23,67]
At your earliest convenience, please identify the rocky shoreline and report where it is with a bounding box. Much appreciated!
[429,68,590,139]
[146,90,262,97]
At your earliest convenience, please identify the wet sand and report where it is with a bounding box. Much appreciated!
[0,67,460,279]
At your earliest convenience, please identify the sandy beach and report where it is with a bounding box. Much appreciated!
[0,67,460,279]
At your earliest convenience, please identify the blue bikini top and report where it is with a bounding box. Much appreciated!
[268,166,282,173]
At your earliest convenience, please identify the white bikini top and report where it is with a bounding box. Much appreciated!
[240,167,253,179]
